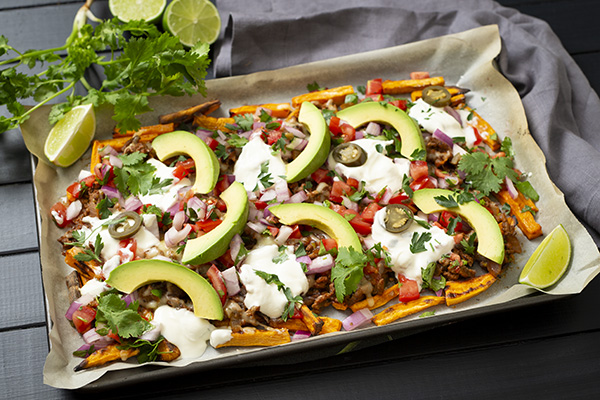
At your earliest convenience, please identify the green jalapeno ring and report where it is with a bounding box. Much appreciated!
[383,204,413,233]
[332,142,367,167]
[422,86,452,108]
[108,211,143,240]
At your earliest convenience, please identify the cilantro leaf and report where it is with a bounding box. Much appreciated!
[331,247,367,302]
[458,152,518,196]
[421,262,446,292]
[113,151,172,197]
[434,194,458,208]
[95,293,152,339]
[409,232,432,254]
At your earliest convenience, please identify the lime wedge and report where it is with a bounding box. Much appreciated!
[519,224,572,289]
[109,0,167,23]
[162,0,221,46]
[44,104,96,168]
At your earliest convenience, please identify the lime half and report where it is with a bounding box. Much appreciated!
[163,0,221,46]
[109,0,167,23]
[519,224,572,289]
[44,104,96,168]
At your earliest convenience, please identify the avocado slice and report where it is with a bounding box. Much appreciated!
[181,181,249,265]
[411,188,505,264]
[106,259,223,320]
[337,102,425,160]
[285,102,331,183]
[269,203,362,251]
[152,130,220,194]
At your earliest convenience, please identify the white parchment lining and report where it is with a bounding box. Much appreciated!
[19,25,600,389]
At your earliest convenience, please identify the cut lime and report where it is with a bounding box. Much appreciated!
[162,0,221,46]
[109,0,167,23]
[44,104,96,168]
[519,224,572,289]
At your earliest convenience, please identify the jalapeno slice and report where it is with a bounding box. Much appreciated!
[422,86,452,107]
[108,211,143,240]
[332,142,367,167]
[383,204,413,233]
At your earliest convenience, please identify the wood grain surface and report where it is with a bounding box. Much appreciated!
[0,0,599,399]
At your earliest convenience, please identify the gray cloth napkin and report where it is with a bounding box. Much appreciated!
[213,0,600,245]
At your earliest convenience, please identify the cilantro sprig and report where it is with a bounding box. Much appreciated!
[458,151,518,196]
[331,247,367,302]
[113,152,172,197]
[95,293,152,339]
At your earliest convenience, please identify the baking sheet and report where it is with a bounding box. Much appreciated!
[20,25,600,389]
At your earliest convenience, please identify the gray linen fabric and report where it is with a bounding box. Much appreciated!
[213,0,600,245]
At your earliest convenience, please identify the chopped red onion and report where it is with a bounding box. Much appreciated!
[101,185,121,200]
[365,122,381,136]
[195,129,213,141]
[124,196,143,211]
[306,254,334,274]
[94,162,110,180]
[287,137,308,151]
[295,255,312,265]
[222,267,241,296]
[173,210,187,231]
[122,291,138,307]
[166,202,181,217]
[260,189,277,202]
[164,224,192,247]
[342,196,359,212]
[139,324,162,342]
[229,234,243,262]
[453,144,468,156]
[83,328,104,344]
[65,293,95,320]
[342,308,373,331]
[247,221,267,234]
[108,154,123,168]
[99,145,117,157]
[287,190,308,204]
[379,188,393,205]
[226,174,236,184]
[291,330,312,341]
[187,196,206,221]
[427,212,440,223]
[505,176,518,199]
[274,225,293,245]
[274,179,290,202]
[284,124,305,139]
[252,121,266,131]
[444,106,463,127]
[66,200,82,221]
[433,128,454,148]
[354,130,365,140]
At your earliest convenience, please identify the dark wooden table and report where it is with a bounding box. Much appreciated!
[2,1,600,398]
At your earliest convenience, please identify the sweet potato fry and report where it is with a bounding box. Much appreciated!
[350,285,399,312]
[319,316,342,334]
[214,327,291,348]
[445,273,497,306]
[156,339,181,362]
[495,189,542,240]
[269,318,308,331]
[300,304,324,335]
[64,247,101,281]
[384,76,445,95]
[410,85,462,102]
[158,99,221,125]
[459,105,501,151]
[193,114,235,132]
[74,344,139,371]
[291,85,355,108]
[229,103,292,118]
[112,122,175,138]
[372,296,445,326]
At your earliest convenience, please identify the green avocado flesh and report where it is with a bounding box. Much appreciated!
[411,188,505,264]
[106,259,224,320]
[337,101,424,160]
[285,102,331,183]
[269,203,362,251]
[152,130,220,194]
[181,181,249,265]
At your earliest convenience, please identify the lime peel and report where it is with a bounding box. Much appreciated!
[519,224,572,289]
[162,0,221,46]
[109,0,167,23]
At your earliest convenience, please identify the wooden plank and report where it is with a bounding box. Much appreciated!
[0,183,38,254]
[0,252,46,330]
[0,129,32,185]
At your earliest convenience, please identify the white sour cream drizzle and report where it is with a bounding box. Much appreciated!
[238,244,309,319]
[408,99,478,148]
[370,208,455,288]
[152,305,215,359]
[209,328,233,348]
[327,138,410,194]
[138,158,192,212]
[234,137,287,192]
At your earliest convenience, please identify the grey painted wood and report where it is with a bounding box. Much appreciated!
[0,183,38,254]
[0,129,32,184]
[0,252,46,329]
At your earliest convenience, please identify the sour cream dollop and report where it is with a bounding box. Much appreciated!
[234,137,286,192]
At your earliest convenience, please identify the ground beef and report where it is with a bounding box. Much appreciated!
[426,136,453,167]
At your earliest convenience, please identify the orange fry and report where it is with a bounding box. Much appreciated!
[372,296,445,326]
[445,273,497,306]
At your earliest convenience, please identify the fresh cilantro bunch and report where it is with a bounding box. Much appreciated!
[0,2,210,134]
[113,152,172,197]
[331,247,367,302]
[458,150,518,196]
[95,292,152,339]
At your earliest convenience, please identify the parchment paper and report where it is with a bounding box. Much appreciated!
[21,25,600,389]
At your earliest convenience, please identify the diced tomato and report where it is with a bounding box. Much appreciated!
[410,176,437,192]
[50,202,69,228]
[365,94,384,102]
[366,78,383,95]
[388,99,407,111]
[66,182,82,201]
[410,71,430,79]
[360,202,382,223]
[72,306,96,334]
[216,198,227,212]
[329,116,342,136]
[107,331,121,343]
[409,160,429,181]
[267,226,279,237]
[195,219,222,233]
[218,249,236,269]
[329,181,356,203]
[267,130,282,145]
[397,275,420,303]
[290,307,303,319]
[346,177,360,189]
[439,211,466,233]
[321,238,338,252]
[204,136,219,150]
[118,238,137,263]
[173,164,189,180]
[339,123,356,142]
[349,214,372,235]
[173,158,195,180]
[388,192,410,204]
[311,168,333,185]
[329,202,349,215]
[472,126,483,146]
[214,176,231,196]
[289,224,302,239]
[207,265,227,305]
[253,200,268,210]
